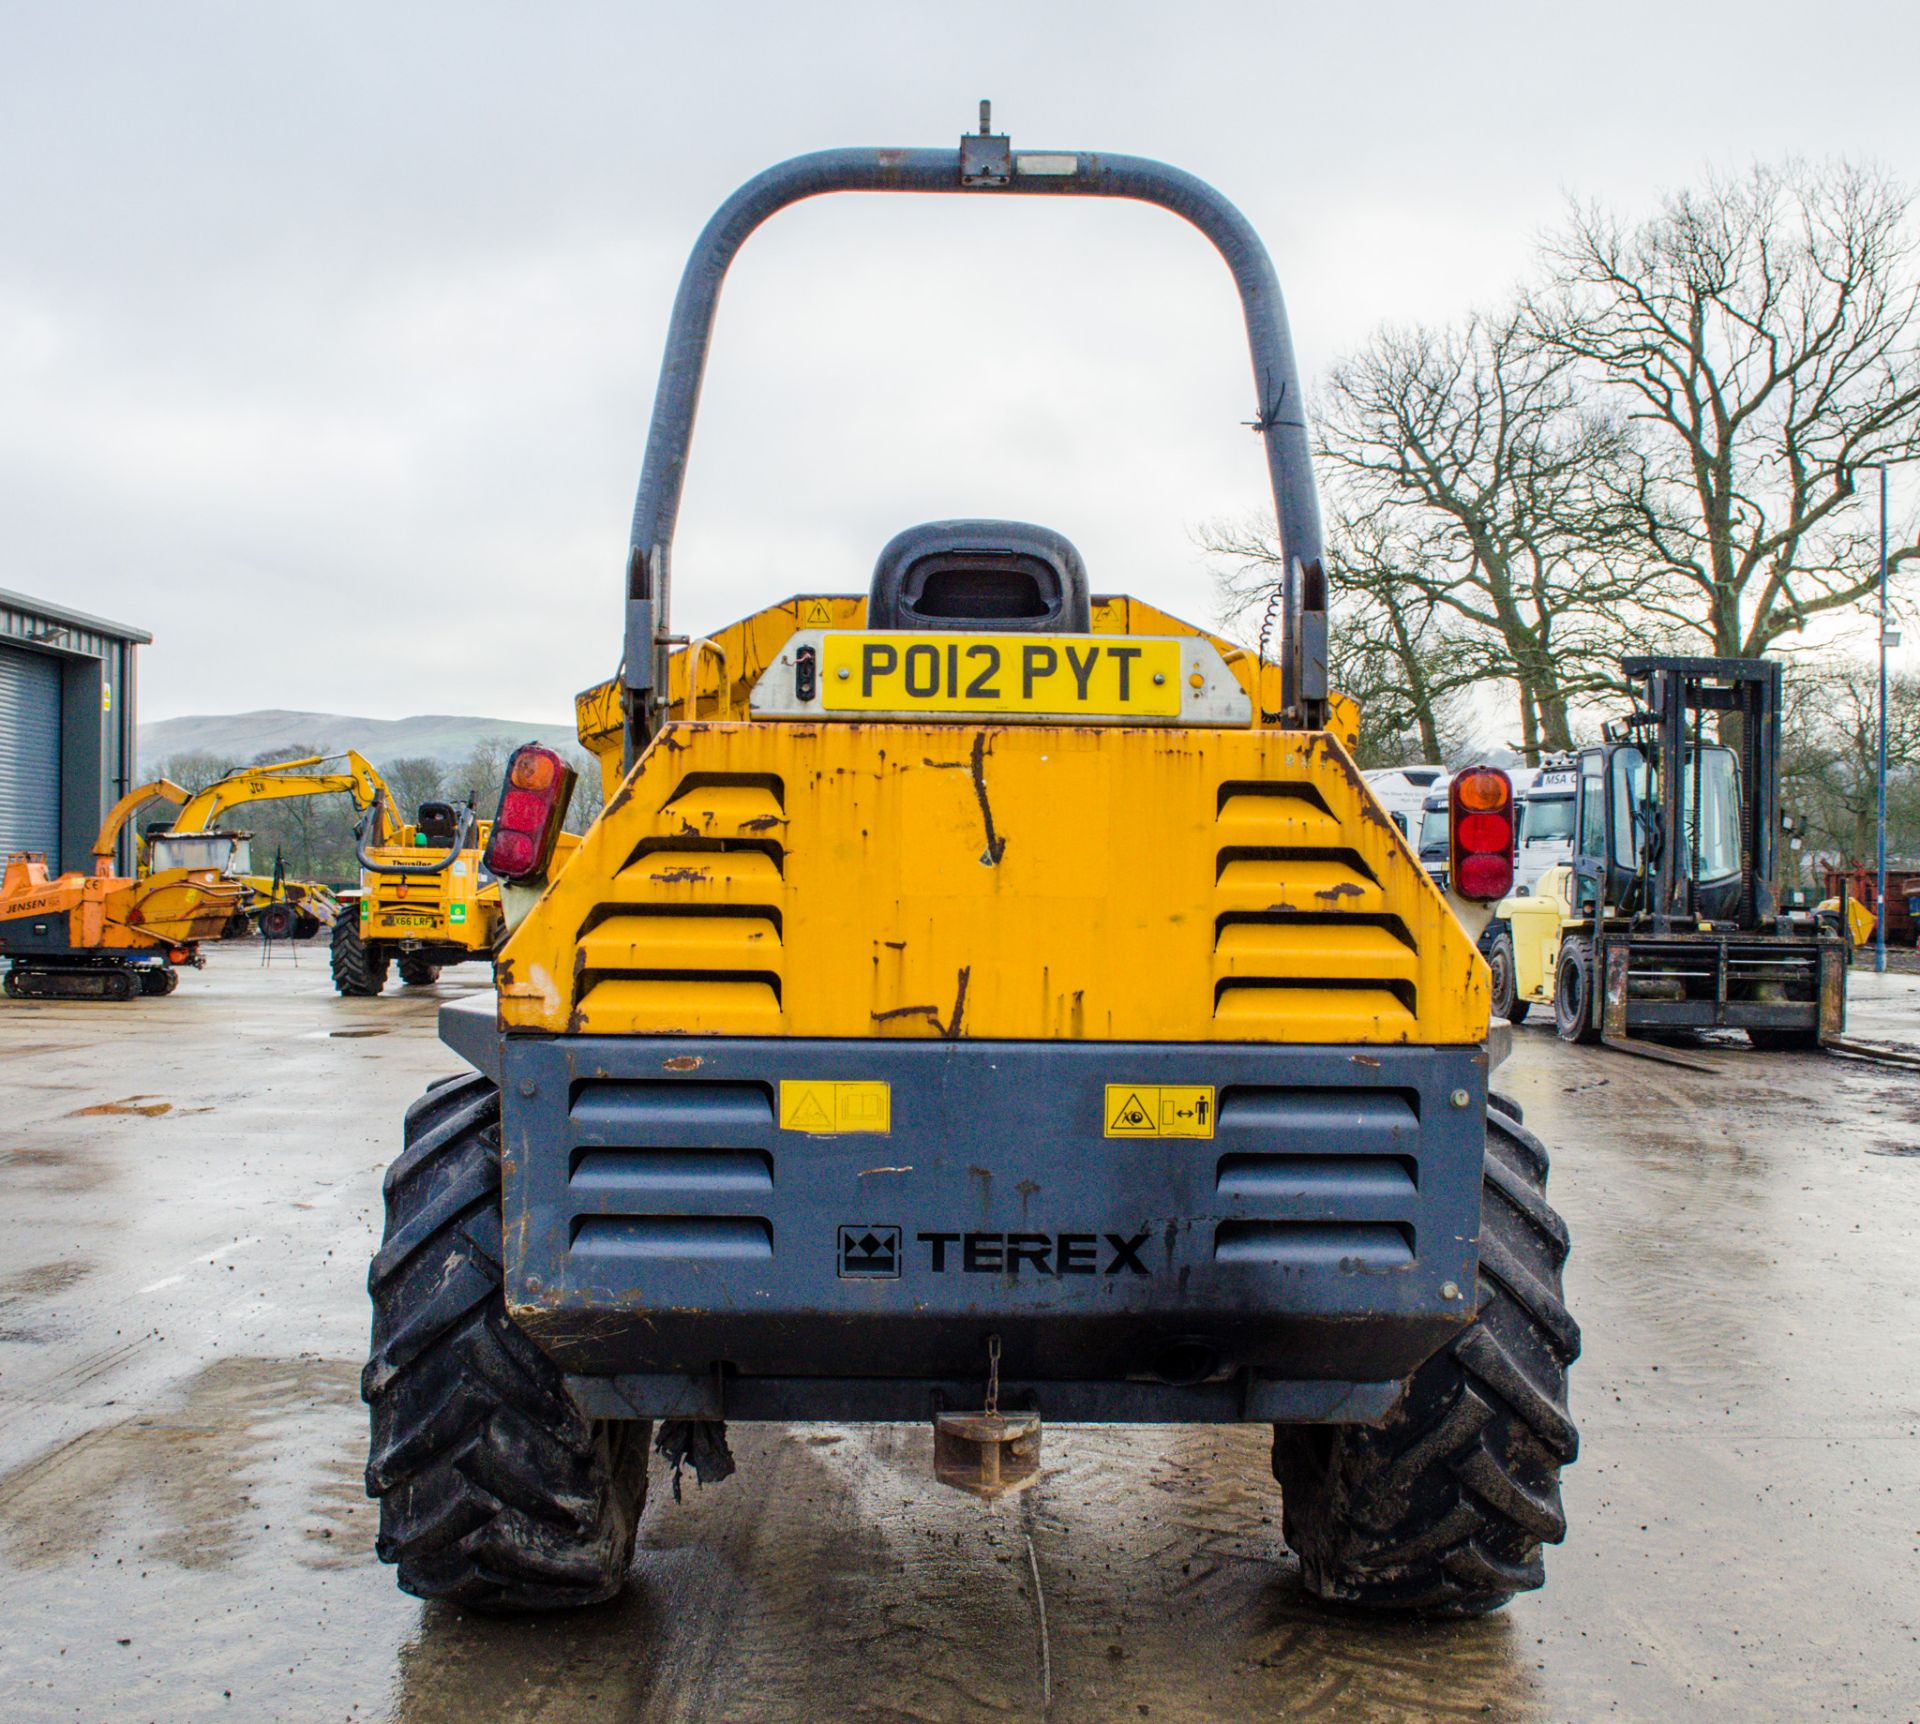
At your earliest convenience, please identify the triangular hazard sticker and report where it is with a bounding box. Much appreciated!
[788,1089,834,1130]
[1108,1090,1154,1133]
[801,599,834,626]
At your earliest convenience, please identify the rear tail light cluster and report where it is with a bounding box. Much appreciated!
[1449,766,1514,901]
[484,744,578,882]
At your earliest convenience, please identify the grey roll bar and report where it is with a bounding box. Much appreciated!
[620,108,1328,763]
[354,794,477,878]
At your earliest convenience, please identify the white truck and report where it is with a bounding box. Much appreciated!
[1510,756,1578,894]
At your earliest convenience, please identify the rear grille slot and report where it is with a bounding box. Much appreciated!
[565,1082,775,1261]
[569,1079,774,1138]
[1219,1086,1419,1141]
[1214,1221,1413,1267]
[571,1147,773,1194]
[1217,1153,1416,1202]
[571,1215,773,1260]
[1213,1089,1420,1264]
[1214,979,1416,1035]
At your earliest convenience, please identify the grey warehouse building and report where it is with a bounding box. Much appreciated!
[0,589,149,878]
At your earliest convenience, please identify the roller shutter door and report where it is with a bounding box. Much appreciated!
[0,644,64,871]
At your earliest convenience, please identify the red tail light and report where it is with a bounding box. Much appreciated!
[1449,766,1514,901]
[483,744,577,882]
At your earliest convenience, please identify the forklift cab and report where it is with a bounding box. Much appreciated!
[1570,738,1746,923]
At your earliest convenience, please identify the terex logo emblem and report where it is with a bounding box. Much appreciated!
[917,1230,1150,1277]
[838,1225,901,1279]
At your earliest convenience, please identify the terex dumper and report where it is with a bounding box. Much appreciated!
[362,117,1581,1620]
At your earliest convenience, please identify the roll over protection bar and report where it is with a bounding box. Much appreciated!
[354,794,477,878]
[620,108,1328,763]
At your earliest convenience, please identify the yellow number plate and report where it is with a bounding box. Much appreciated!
[819,633,1183,718]
[382,912,436,928]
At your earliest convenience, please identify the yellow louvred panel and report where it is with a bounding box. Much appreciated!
[498,718,1487,1045]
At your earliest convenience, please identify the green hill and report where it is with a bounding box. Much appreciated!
[138,710,579,776]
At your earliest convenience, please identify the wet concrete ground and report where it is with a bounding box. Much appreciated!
[1,947,1916,1723]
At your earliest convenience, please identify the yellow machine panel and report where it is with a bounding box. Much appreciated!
[499,708,1485,1045]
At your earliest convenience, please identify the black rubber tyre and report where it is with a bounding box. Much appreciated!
[259,902,300,941]
[1553,938,1601,1045]
[331,913,389,997]
[1487,925,1531,1025]
[1273,1099,1580,1616]
[1747,1026,1821,1051]
[294,913,321,940]
[397,953,441,988]
[221,911,251,941]
[363,1074,651,1610]
[3,970,22,999]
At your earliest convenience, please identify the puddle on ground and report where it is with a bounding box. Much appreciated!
[0,1355,363,1571]
[330,1028,389,1039]
[0,1259,92,1299]
[0,1145,117,1192]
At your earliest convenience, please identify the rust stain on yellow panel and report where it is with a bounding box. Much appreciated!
[504,716,1487,1045]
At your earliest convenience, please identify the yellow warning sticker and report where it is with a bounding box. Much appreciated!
[799,598,836,626]
[1104,1084,1215,1138]
[780,1080,891,1135]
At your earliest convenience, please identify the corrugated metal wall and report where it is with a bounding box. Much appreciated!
[0,591,148,877]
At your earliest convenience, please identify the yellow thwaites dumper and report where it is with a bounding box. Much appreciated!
[330,794,500,995]
[362,117,1581,1618]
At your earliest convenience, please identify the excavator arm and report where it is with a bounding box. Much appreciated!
[93,779,192,877]
[167,751,397,842]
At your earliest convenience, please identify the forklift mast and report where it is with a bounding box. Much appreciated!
[1620,656,1782,934]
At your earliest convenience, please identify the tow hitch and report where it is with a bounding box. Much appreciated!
[933,1336,1042,1500]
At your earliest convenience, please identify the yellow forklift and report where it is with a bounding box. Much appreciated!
[1482,657,1847,1055]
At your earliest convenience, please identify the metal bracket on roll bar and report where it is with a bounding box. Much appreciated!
[354,795,476,878]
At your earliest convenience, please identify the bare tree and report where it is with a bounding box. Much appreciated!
[1779,658,1920,868]
[1314,311,1650,758]
[1532,161,1920,659]
[379,756,447,822]
[1210,509,1481,764]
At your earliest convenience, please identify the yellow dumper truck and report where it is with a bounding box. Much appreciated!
[361,116,1580,1620]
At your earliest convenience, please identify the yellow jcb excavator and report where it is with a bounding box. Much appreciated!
[149,751,389,939]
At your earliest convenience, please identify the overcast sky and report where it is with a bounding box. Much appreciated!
[4,1,1917,723]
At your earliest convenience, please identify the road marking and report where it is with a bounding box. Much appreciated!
[138,1235,263,1293]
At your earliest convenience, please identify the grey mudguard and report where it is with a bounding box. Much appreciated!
[471,1032,1489,1425]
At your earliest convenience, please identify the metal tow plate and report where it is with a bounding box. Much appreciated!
[933,1411,1042,1500]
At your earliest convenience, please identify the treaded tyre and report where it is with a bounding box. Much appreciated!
[259,902,300,941]
[397,952,442,987]
[363,1073,651,1610]
[1487,925,1530,1025]
[1273,1098,1580,1615]
[1553,938,1601,1045]
[331,911,389,997]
